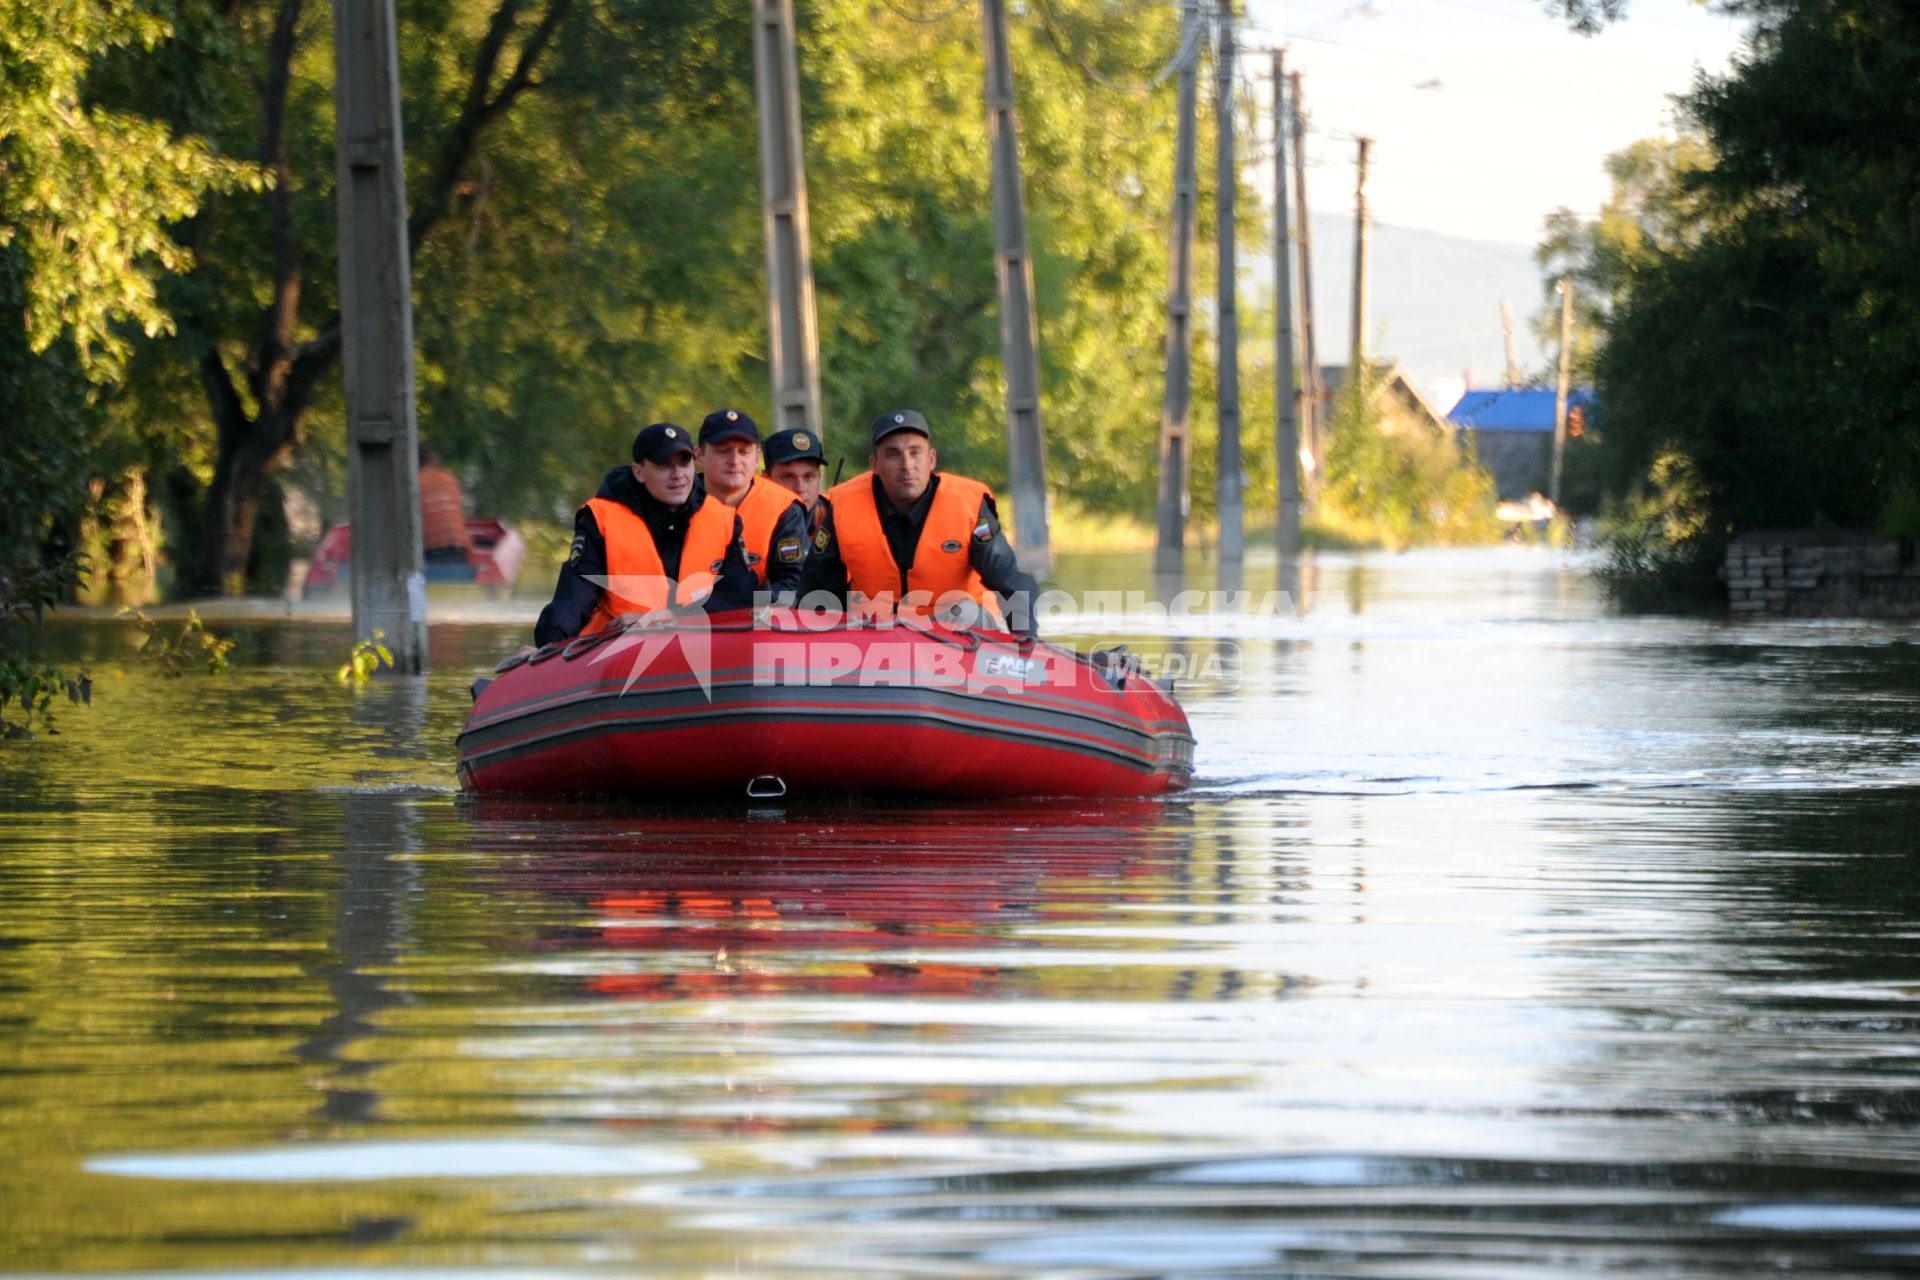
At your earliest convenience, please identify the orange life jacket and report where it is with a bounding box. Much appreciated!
[826,471,999,622]
[727,475,802,585]
[581,494,735,634]
[418,465,472,552]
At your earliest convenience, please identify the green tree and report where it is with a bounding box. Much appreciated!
[121,0,578,594]
[1532,133,1713,386]
[0,0,265,382]
[1597,0,1920,544]
[1316,364,1501,550]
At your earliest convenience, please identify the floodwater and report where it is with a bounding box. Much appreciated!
[4,547,1920,1277]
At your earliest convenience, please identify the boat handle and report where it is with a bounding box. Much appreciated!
[746,775,787,799]
[561,628,618,660]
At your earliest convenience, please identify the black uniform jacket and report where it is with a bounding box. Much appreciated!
[532,467,756,646]
[802,473,1041,637]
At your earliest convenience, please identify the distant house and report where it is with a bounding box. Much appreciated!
[1316,363,1454,438]
[1445,388,1597,501]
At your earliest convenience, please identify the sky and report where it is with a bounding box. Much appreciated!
[1226,0,1751,405]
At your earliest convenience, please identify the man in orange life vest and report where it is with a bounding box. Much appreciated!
[532,422,756,645]
[694,408,809,605]
[417,445,473,565]
[805,409,1040,638]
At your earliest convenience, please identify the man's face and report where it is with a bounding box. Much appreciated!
[634,453,695,506]
[767,458,823,508]
[872,433,935,511]
[699,438,760,503]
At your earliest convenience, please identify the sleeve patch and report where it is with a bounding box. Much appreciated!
[777,536,804,564]
[971,520,993,543]
[813,525,831,552]
[567,535,586,565]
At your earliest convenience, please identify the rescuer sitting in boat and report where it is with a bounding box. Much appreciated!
[804,409,1040,638]
[532,422,757,646]
[762,427,828,519]
[693,408,808,605]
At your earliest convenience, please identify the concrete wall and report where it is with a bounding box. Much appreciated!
[1726,531,1920,618]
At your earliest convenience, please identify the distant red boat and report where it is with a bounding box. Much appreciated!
[457,613,1195,799]
[303,518,526,596]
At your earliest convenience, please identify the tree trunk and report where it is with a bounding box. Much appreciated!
[194,404,302,595]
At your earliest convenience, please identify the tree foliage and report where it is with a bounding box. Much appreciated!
[1316,364,1501,550]
[0,0,266,380]
[1596,0,1920,542]
[8,0,1249,591]
[1533,133,1713,386]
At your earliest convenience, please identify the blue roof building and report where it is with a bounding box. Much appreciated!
[1448,388,1598,433]
[1446,388,1598,499]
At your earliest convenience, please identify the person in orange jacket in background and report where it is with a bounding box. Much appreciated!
[418,446,474,564]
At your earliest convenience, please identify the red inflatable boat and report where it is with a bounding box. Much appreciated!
[303,518,526,595]
[457,612,1194,799]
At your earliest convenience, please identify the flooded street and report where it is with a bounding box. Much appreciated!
[5,547,1920,1276]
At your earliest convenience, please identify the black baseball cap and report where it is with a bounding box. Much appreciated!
[870,409,930,446]
[632,421,694,464]
[764,428,824,466]
[698,408,761,447]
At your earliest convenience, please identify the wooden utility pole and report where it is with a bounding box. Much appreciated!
[1289,70,1322,498]
[980,0,1051,573]
[752,0,823,438]
[334,0,427,673]
[1500,297,1522,390]
[1349,135,1372,370]
[1271,49,1300,557]
[1551,274,1574,506]
[1214,3,1242,568]
[1155,0,1202,574]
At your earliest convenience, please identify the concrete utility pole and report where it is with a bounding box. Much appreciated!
[1290,70,1322,498]
[334,0,427,673]
[1214,3,1242,569]
[980,0,1051,573]
[1551,274,1574,506]
[1271,49,1300,558]
[752,0,823,438]
[1500,297,1522,390]
[1349,135,1372,370]
[1155,0,1202,575]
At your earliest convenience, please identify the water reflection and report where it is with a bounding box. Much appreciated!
[466,799,1196,1009]
[7,550,1920,1275]
[293,792,420,1126]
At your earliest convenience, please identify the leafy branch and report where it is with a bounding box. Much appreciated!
[122,607,237,676]
[337,632,394,685]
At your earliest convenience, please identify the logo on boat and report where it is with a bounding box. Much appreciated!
[940,539,962,553]
[978,653,1042,682]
